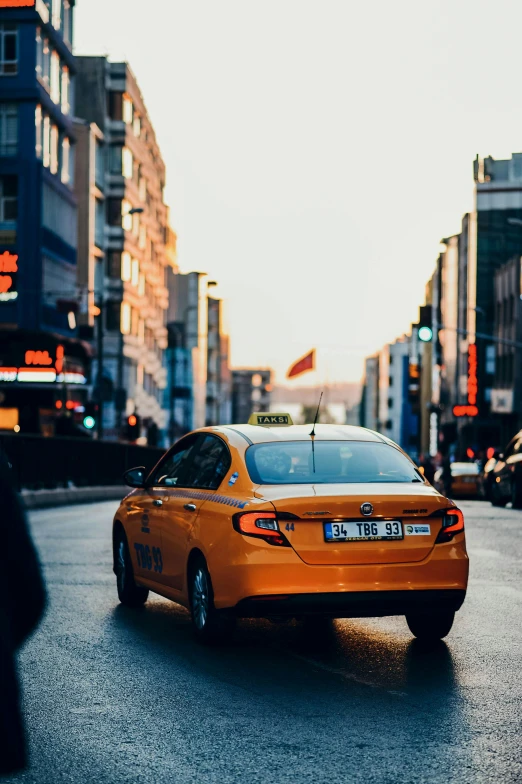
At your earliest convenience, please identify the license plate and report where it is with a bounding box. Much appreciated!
[324,520,403,542]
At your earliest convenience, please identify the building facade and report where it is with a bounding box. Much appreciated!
[75,56,169,441]
[0,0,95,436]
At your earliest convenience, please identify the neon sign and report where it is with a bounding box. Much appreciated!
[453,343,479,418]
[0,251,18,302]
[25,350,53,366]
[0,1,36,6]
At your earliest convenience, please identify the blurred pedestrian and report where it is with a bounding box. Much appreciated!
[419,454,436,485]
[0,451,46,776]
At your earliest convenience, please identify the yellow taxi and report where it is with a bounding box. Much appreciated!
[113,415,468,643]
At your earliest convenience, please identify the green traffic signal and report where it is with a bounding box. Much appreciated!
[83,415,96,429]
[418,326,433,342]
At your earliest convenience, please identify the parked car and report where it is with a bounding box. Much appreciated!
[434,462,481,499]
[480,455,500,501]
[488,431,522,508]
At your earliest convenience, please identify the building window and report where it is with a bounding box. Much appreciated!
[61,136,70,183]
[52,0,61,31]
[123,95,133,125]
[138,175,146,202]
[0,25,17,76]
[50,124,59,174]
[50,50,60,104]
[36,27,43,78]
[95,198,104,247]
[0,175,17,222]
[63,1,72,44]
[122,147,133,179]
[43,115,51,167]
[108,92,123,122]
[121,302,131,335]
[131,258,139,286]
[42,37,50,86]
[35,105,42,158]
[105,301,121,332]
[133,114,141,138]
[0,104,17,156]
[107,198,122,226]
[61,66,69,114]
[121,199,133,231]
[95,140,104,188]
[388,398,394,409]
[109,145,122,174]
[121,251,131,281]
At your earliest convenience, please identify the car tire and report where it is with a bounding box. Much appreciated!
[491,485,507,507]
[405,611,455,641]
[511,478,522,509]
[114,530,149,607]
[189,558,236,644]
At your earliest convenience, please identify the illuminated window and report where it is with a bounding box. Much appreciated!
[42,37,50,86]
[50,124,59,174]
[121,251,132,281]
[122,147,133,179]
[123,95,133,125]
[0,25,18,76]
[43,115,50,167]
[61,66,69,114]
[52,0,62,31]
[139,225,146,249]
[35,105,42,158]
[0,104,17,156]
[138,273,145,296]
[61,137,70,184]
[121,200,133,231]
[132,210,140,237]
[50,50,60,104]
[131,258,139,287]
[121,302,131,335]
[0,175,17,223]
[133,115,141,138]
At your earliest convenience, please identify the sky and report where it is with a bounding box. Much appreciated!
[75,0,522,386]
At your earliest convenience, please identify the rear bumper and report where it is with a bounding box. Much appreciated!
[211,535,469,611]
[234,589,466,618]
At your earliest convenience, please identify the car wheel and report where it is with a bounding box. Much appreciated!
[491,484,507,507]
[405,611,455,641]
[114,530,149,607]
[511,478,522,509]
[189,558,235,644]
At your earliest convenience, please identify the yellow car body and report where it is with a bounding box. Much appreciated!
[113,420,468,641]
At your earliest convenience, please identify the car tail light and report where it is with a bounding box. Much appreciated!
[435,508,465,544]
[232,511,289,547]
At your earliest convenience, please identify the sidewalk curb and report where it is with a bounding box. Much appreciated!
[21,485,127,510]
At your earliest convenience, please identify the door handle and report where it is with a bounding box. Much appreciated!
[153,499,163,507]
[184,503,197,512]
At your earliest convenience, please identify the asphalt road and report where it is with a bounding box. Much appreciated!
[4,500,522,784]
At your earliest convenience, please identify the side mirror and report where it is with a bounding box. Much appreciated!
[123,466,147,488]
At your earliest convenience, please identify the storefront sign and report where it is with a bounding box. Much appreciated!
[0,1,36,6]
[0,344,86,385]
[453,343,479,418]
[0,251,18,302]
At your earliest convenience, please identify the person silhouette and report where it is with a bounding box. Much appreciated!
[0,450,46,775]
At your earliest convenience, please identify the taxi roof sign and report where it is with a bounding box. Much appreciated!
[248,412,294,427]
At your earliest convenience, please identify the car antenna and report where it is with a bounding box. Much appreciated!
[310,391,323,437]
[310,391,323,474]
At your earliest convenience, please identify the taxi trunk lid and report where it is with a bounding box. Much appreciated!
[256,483,449,565]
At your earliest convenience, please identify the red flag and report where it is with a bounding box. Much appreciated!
[287,349,315,379]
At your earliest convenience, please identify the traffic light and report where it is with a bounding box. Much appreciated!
[83,401,98,430]
[418,305,433,343]
[125,413,141,441]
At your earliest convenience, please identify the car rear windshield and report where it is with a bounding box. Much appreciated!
[245,440,423,485]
